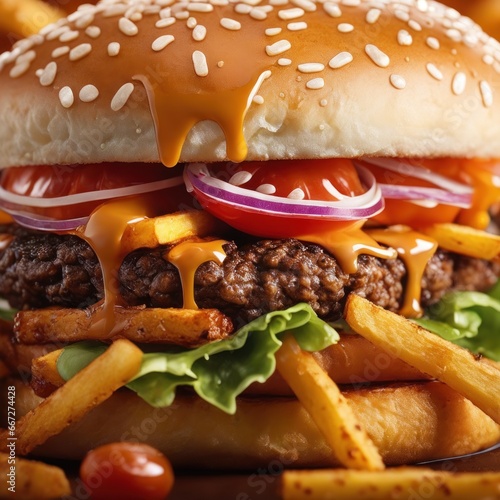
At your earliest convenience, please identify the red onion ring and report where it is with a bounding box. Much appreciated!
[184,163,384,220]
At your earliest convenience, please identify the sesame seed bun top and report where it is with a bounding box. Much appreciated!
[0,0,499,168]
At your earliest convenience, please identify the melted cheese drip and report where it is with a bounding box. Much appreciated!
[297,223,398,275]
[136,75,264,167]
[167,239,227,310]
[367,226,438,318]
[74,197,148,337]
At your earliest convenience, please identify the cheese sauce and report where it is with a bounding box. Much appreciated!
[74,197,148,338]
[367,227,438,317]
[297,222,398,275]
[167,239,228,310]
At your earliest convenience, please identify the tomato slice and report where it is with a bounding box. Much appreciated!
[186,159,381,237]
[80,443,174,500]
[0,163,189,221]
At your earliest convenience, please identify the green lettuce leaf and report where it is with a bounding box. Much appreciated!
[57,303,339,414]
[414,280,500,361]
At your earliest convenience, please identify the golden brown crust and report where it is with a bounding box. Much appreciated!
[12,379,500,468]
[0,0,499,167]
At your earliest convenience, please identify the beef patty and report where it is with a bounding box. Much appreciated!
[0,224,498,324]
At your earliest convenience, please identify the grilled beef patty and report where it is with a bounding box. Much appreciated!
[0,224,498,324]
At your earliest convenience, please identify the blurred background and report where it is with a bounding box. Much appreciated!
[1,0,500,53]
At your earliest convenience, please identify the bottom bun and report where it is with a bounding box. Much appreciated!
[13,380,500,469]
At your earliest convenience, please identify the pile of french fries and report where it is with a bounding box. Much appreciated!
[0,211,500,498]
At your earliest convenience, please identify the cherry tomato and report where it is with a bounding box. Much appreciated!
[80,443,174,500]
[189,158,368,237]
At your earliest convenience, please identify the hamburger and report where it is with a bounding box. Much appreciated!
[0,0,500,471]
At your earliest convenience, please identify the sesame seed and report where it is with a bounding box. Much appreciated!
[250,8,268,20]
[306,78,324,89]
[111,82,135,111]
[9,62,30,78]
[152,34,175,51]
[452,71,466,95]
[188,3,213,12]
[16,50,36,64]
[338,23,354,33]
[397,30,412,46]
[446,28,462,42]
[278,58,292,66]
[59,86,74,108]
[103,4,128,17]
[235,3,252,14]
[217,61,224,67]
[291,0,316,12]
[253,95,264,104]
[192,50,209,76]
[390,74,406,90]
[75,12,95,29]
[323,2,341,18]
[175,11,190,20]
[85,26,101,38]
[159,7,172,18]
[320,98,328,106]
[265,27,282,36]
[46,26,70,41]
[144,5,162,14]
[119,17,139,36]
[220,18,241,30]
[59,30,80,43]
[479,81,493,107]
[328,51,353,68]
[426,37,440,50]
[366,8,381,24]
[193,25,207,41]
[426,63,443,80]
[288,188,305,200]
[256,184,276,194]
[394,10,409,22]
[408,19,422,31]
[298,62,325,73]
[483,54,494,65]
[156,17,176,27]
[69,43,92,61]
[287,22,307,31]
[39,61,57,86]
[129,12,143,22]
[365,44,390,68]
[52,46,70,58]
[108,42,121,56]
[417,0,428,12]
[229,171,252,185]
[79,84,99,102]
[187,17,197,29]
[266,40,291,56]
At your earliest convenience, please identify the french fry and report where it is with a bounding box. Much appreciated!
[275,335,385,471]
[31,349,65,392]
[0,0,64,38]
[121,210,225,254]
[0,452,71,499]
[345,294,500,424]
[15,305,233,347]
[0,339,142,456]
[418,223,500,260]
[281,467,500,500]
